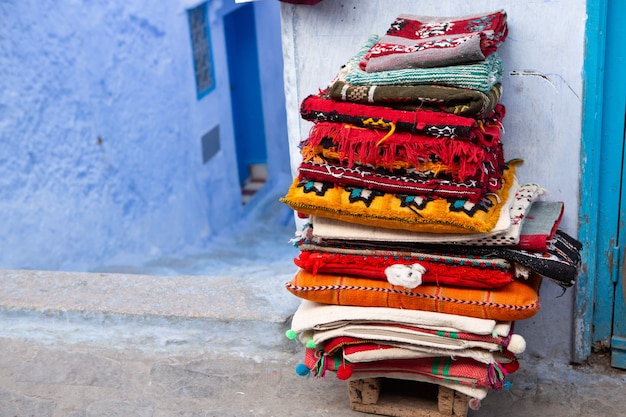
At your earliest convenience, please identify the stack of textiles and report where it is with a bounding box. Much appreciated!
[280,10,582,410]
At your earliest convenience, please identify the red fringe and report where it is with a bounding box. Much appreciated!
[303,122,504,182]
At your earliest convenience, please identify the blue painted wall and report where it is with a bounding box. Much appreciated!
[0,0,289,271]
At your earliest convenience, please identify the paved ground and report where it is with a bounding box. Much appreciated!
[1,322,625,417]
[1,186,625,417]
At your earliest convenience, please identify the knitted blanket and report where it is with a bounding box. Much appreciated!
[337,35,503,93]
[294,249,515,289]
[359,10,508,71]
[300,93,481,138]
[280,163,517,234]
[328,81,502,119]
[286,269,542,321]
[300,118,505,185]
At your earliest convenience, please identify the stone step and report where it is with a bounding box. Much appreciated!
[0,268,301,359]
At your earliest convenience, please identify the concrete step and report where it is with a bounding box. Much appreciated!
[0,268,301,359]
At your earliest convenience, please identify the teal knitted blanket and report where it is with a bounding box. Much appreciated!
[340,35,503,93]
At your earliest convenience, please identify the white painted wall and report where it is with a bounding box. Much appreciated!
[280,0,586,361]
[0,0,288,271]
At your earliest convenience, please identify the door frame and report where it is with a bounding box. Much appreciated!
[575,0,626,364]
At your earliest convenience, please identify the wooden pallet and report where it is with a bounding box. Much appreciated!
[348,378,469,417]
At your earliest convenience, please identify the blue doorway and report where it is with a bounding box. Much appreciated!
[577,0,626,368]
[224,3,268,200]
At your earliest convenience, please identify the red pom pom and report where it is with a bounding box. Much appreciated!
[336,364,353,380]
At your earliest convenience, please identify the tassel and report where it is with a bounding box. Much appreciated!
[312,350,328,378]
[487,362,508,390]
[375,121,396,146]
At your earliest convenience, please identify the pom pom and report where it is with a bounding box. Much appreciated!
[507,334,527,354]
[295,363,310,376]
[285,329,297,340]
[336,364,353,380]
[306,339,317,349]
[385,263,425,289]
[469,398,482,411]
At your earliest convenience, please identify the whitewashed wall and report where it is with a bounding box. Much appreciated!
[281,0,586,361]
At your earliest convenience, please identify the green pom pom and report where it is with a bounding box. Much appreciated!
[285,329,297,340]
[306,339,317,349]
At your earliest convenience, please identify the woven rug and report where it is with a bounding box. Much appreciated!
[299,117,505,184]
[289,300,507,336]
[307,183,548,246]
[338,35,503,93]
[281,162,517,234]
[291,299,512,337]
[331,337,517,366]
[285,269,542,321]
[297,160,490,202]
[516,201,564,251]
[327,81,502,119]
[302,347,513,392]
[359,10,508,71]
[322,229,580,288]
[294,249,514,289]
[300,93,482,138]
[309,322,521,353]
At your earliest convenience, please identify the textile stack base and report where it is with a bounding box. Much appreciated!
[348,378,469,417]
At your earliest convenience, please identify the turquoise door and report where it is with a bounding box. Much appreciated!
[578,0,626,368]
[596,0,626,369]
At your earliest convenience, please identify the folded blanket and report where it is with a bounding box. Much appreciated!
[300,93,483,138]
[338,35,503,93]
[331,337,517,365]
[308,183,547,246]
[460,229,580,288]
[281,163,517,234]
[300,117,505,184]
[327,81,502,119]
[286,269,542,321]
[516,201,564,251]
[290,300,507,336]
[294,249,514,289]
[302,347,513,392]
[327,229,580,288]
[297,160,490,203]
[310,322,522,353]
[303,146,490,180]
[360,10,508,71]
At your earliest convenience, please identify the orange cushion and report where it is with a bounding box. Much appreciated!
[286,268,541,321]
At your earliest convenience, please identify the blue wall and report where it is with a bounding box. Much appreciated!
[0,0,289,271]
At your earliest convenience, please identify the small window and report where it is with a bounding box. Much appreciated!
[188,3,215,98]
